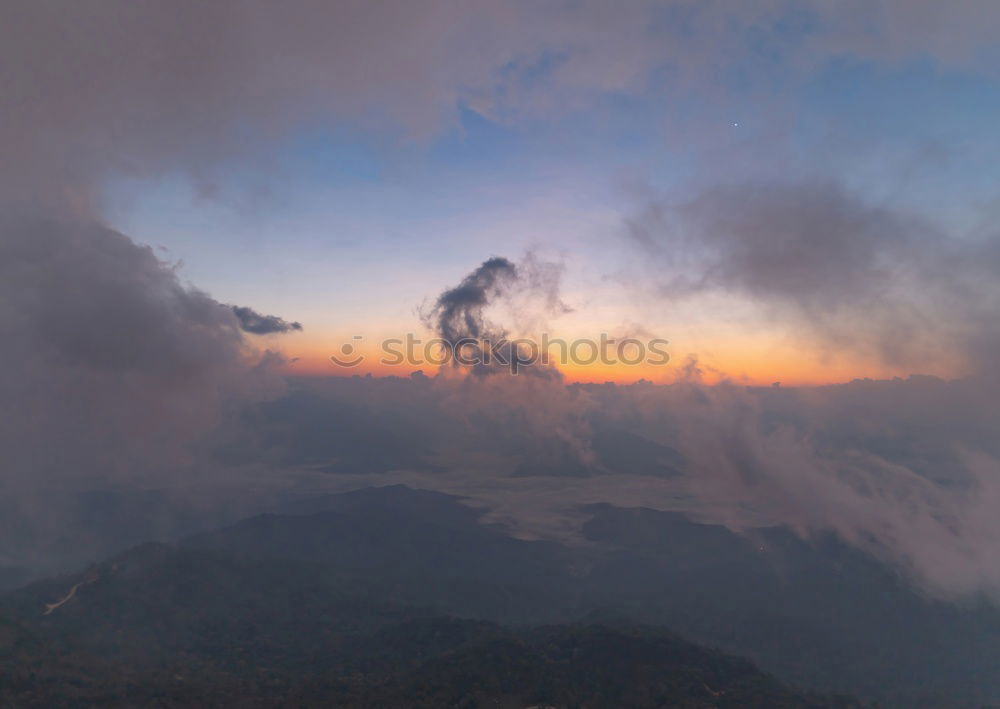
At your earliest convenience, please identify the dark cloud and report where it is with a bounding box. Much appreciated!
[423,255,568,377]
[232,306,302,335]
[430,257,518,346]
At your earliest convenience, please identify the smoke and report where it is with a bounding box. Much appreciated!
[423,255,568,377]
[428,257,519,346]
[232,306,303,335]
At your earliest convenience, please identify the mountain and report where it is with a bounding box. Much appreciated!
[0,546,853,707]
[578,504,1000,703]
[0,614,856,707]
[177,486,1000,704]
[342,623,859,709]
[182,485,577,621]
[212,390,441,474]
[4,485,999,706]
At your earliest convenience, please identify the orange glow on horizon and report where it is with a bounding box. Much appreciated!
[277,332,959,387]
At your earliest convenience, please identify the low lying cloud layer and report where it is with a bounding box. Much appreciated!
[230,371,1000,601]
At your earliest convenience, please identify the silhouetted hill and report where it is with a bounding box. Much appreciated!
[177,486,1000,704]
[182,485,576,621]
[578,504,1000,703]
[345,623,859,709]
[4,485,999,706]
[213,391,441,474]
[0,539,855,707]
[0,602,856,708]
[4,542,430,674]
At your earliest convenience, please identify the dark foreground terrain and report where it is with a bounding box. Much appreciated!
[1,609,852,708]
[2,485,997,707]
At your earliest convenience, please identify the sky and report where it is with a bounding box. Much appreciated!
[5,1,1000,599]
[82,0,1000,385]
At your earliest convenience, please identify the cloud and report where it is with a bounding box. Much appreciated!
[0,212,285,489]
[5,210,1000,602]
[4,1,1000,206]
[232,306,303,335]
[242,371,1000,600]
[0,210,289,580]
[627,179,1000,373]
[421,254,569,377]
[428,257,518,346]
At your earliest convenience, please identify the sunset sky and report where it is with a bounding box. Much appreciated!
[84,2,1000,385]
